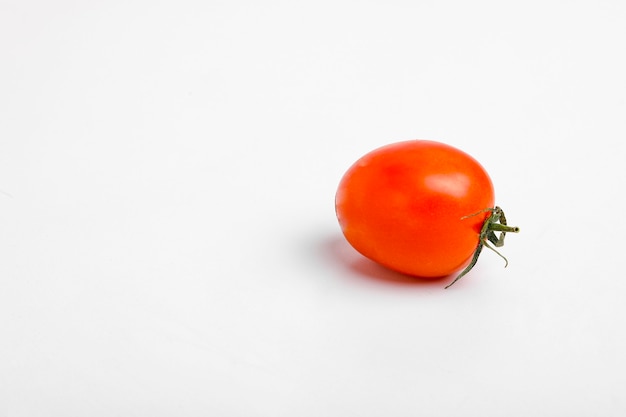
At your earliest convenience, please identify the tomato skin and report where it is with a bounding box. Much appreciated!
[335,140,495,278]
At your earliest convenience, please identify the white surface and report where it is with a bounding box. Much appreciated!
[1,1,626,415]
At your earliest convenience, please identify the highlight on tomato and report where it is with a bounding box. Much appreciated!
[335,140,519,288]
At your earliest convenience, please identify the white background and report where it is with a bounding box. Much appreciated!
[1,1,625,416]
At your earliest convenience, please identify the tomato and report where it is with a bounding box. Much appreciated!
[335,140,517,285]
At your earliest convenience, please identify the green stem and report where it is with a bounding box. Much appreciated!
[489,223,520,233]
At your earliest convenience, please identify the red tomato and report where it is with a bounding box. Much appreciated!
[335,140,495,279]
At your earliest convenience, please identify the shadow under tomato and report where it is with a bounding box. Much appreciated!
[320,233,451,288]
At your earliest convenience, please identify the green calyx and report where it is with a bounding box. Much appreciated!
[445,206,520,289]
